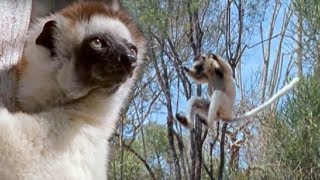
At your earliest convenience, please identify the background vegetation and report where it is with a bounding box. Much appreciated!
[108,0,320,179]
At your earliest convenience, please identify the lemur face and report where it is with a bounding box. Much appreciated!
[30,2,145,99]
[75,32,138,88]
[183,54,220,84]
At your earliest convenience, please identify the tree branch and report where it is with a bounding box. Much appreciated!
[123,143,157,180]
[218,123,228,180]
[0,1,32,111]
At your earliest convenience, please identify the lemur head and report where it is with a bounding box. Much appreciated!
[183,53,222,84]
[17,1,145,112]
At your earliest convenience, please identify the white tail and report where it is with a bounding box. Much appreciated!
[224,77,300,123]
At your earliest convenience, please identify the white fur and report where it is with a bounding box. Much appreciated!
[226,77,300,122]
[86,16,133,43]
[0,6,145,180]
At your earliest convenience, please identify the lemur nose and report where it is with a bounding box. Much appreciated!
[120,53,137,68]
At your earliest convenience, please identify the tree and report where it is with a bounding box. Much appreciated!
[293,0,320,31]
[0,1,32,111]
[293,0,320,77]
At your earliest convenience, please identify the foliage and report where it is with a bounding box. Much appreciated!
[109,147,146,179]
[109,122,170,179]
[293,0,320,32]
[293,0,320,73]
[256,77,320,179]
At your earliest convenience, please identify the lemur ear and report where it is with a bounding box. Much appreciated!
[36,20,57,56]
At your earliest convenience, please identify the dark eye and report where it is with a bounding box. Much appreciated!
[128,44,138,55]
[194,64,203,72]
[90,37,106,50]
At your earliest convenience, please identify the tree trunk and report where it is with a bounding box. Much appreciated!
[218,123,228,180]
[296,15,303,77]
[187,1,204,179]
[260,0,280,103]
[0,1,32,110]
[150,39,182,180]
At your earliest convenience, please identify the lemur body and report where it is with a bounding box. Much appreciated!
[176,53,299,128]
[176,54,234,128]
[0,1,145,180]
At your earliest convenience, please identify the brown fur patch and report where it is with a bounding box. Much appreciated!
[14,57,28,111]
[215,68,224,79]
[15,57,28,79]
[175,113,189,127]
[68,112,97,124]
[59,1,144,43]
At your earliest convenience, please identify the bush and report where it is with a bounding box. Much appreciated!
[267,76,320,179]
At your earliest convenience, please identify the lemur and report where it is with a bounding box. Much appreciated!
[176,53,299,128]
[0,1,145,180]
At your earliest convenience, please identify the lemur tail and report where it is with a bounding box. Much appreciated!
[223,77,300,123]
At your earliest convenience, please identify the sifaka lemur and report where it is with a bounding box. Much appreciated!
[176,53,299,128]
[0,1,145,179]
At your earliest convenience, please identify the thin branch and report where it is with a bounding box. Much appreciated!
[210,121,220,175]
[123,143,157,180]
[247,33,281,49]
[203,162,215,180]
[218,123,228,180]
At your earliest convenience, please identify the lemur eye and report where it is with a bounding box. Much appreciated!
[90,38,105,49]
[201,55,206,61]
[128,44,138,55]
[194,64,203,72]
[130,47,137,54]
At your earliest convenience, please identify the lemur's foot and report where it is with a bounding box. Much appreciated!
[183,67,190,72]
[175,113,189,127]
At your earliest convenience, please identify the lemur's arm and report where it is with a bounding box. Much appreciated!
[183,66,208,84]
[183,67,195,77]
[209,54,233,76]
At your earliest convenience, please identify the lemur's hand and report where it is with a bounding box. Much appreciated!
[208,53,218,61]
[183,66,190,72]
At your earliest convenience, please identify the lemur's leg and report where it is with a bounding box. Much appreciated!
[186,96,210,123]
[207,90,231,127]
[176,96,210,128]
